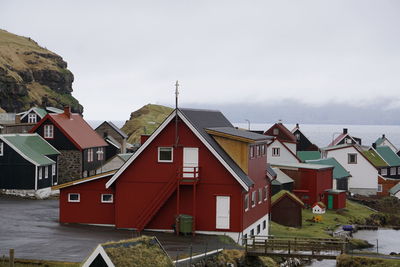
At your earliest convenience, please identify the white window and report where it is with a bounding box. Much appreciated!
[256,146,260,157]
[158,147,173,162]
[348,153,357,164]
[378,184,383,193]
[52,164,56,176]
[381,168,388,176]
[44,125,54,139]
[272,147,280,157]
[258,188,262,204]
[68,193,80,202]
[390,167,396,176]
[345,138,352,144]
[295,133,300,140]
[101,194,113,203]
[0,142,3,156]
[88,148,94,162]
[44,166,48,178]
[264,185,268,201]
[28,113,37,123]
[244,194,249,211]
[38,167,42,180]
[261,145,265,155]
[97,147,104,160]
[251,191,256,207]
[273,128,279,135]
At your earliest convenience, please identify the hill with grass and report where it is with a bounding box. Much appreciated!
[122,104,173,144]
[0,29,82,113]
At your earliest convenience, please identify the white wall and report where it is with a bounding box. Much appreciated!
[325,147,378,195]
[380,139,398,153]
[284,142,297,155]
[267,140,299,165]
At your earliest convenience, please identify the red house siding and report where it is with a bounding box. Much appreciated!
[378,176,399,197]
[59,177,115,224]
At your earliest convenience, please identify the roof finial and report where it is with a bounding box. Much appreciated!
[175,80,179,110]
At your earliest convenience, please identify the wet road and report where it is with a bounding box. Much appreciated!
[0,195,238,262]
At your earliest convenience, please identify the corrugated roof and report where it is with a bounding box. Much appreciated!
[272,168,294,184]
[267,164,277,179]
[389,182,400,195]
[271,190,303,206]
[306,158,351,179]
[272,162,333,170]
[297,151,321,161]
[118,153,133,161]
[180,108,254,188]
[207,127,273,142]
[362,150,388,167]
[376,146,400,166]
[1,134,60,166]
[45,107,63,113]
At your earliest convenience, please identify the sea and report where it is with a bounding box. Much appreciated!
[89,120,400,148]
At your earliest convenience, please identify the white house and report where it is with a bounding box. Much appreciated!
[322,144,378,196]
[267,138,301,165]
[312,202,326,214]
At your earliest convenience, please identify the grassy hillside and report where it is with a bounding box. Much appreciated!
[0,29,82,113]
[122,104,173,144]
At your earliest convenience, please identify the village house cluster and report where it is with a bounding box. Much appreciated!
[1,105,400,241]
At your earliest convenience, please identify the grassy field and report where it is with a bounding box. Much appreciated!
[0,258,79,267]
[337,254,400,267]
[270,200,375,238]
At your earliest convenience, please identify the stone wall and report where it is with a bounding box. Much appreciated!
[58,150,82,184]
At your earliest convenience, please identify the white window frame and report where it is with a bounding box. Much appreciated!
[244,194,249,212]
[272,147,280,157]
[101,194,113,203]
[249,146,254,158]
[68,193,80,202]
[348,153,357,164]
[256,145,260,157]
[52,164,56,176]
[88,148,94,162]
[0,142,3,156]
[378,184,383,193]
[390,167,396,176]
[97,147,104,160]
[38,167,42,180]
[28,113,37,123]
[251,191,256,207]
[44,166,48,178]
[158,147,173,162]
[258,188,262,204]
[261,145,265,155]
[264,185,268,201]
[44,124,54,139]
[381,168,388,176]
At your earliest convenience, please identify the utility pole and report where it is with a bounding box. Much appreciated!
[175,81,179,148]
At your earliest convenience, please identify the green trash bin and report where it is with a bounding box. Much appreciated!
[177,214,192,234]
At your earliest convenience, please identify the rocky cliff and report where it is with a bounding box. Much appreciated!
[122,104,173,144]
[0,29,82,113]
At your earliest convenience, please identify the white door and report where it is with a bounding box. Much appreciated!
[183,147,199,178]
[216,196,230,229]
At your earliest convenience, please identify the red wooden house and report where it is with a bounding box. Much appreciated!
[55,108,274,242]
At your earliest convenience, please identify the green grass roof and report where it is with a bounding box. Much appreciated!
[271,190,304,206]
[297,151,321,161]
[362,150,388,167]
[376,146,400,166]
[306,158,351,179]
[1,134,60,166]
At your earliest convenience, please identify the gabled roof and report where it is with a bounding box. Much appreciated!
[271,190,303,206]
[306,158,351,179]
[0,133,60,166]
[312,202,326,208]
[271,168,294,185]
[268,138,302,163]
[328,133,358,147]
[362,150,389,167]
[376,146,400,166]
[19,107,47,120]
[206,127,273,143]
[106,108,256,190]
[264,123,297,143]
[389,183,400,195]
[96,121,128,139]
[297,151,321,161]
[30,112,108,151]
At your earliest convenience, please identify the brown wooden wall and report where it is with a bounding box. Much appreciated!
[271,195,302,227]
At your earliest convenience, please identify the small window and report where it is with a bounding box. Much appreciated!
[44,166,48,179]
[250,229,254,237]
[345,138,352,144]
[244,194,249,211]
[38,167,42,180]
[249,146,254,158]
[381,168,388,176]
[88,148,94,162]
[262,220,266,230]
[101,194,113,203]
[256,146,260,156]
[257,224,261,234]
[261,145,266,155]
[264,185,268,201]
[272,147,280,157]
[28,113,37,123]
[97,147,104,160]
[52,164,56,176]
[348,153,357,164]
[390,167,396,176]
[251,191,256,207]
[258,188,262,204]
[378,184,383,193]
[158,147,173,162]
[0,142,3,156]
[68,193,80,202]
[44,125,54,139]
[273,128,279,135]
[295,133,300,140]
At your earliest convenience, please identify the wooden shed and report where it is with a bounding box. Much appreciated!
[271,190,304,227]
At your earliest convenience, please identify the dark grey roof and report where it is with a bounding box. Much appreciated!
[267,164,277,178]
[179,108,254,188]
[207,127,273,141]
[97,121,128,138]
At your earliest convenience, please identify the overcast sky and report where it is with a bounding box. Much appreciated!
[1,1,400,120]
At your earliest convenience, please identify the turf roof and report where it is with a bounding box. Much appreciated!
[362,150,388,167]
[271,190,303,206]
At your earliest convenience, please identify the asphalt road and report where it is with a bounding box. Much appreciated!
[0,195,239,262]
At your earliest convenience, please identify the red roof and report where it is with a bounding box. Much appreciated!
[328,133,346,147]
[30,112,107,151]
[264,123,297,143]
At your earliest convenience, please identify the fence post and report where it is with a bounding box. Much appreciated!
[9,249,14,267]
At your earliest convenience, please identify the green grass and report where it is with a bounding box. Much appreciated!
[270,200,375,238]
[337,254,400,267]
[0,258,79,267]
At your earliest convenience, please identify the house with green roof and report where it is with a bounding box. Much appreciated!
[0,133,60,195]
[375,134,398,154]
[375,145,400,179]
[389,183,400,199]
[306,157,351,191]
[297,151,321,162]
[17,106,63,124]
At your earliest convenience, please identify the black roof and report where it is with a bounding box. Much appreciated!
[179,108,254,188]
[207,127,272,142]
[97,121,128,139]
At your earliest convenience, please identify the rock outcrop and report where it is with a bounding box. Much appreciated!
[0,29,82,113]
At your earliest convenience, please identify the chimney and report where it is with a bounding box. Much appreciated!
[382,134,385,138]
[15,114,21,124]
[296,123,299,128]
[372,143,377,149]
[140,134,150,145]
[64,106,71,119]
[343,128,348,134]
